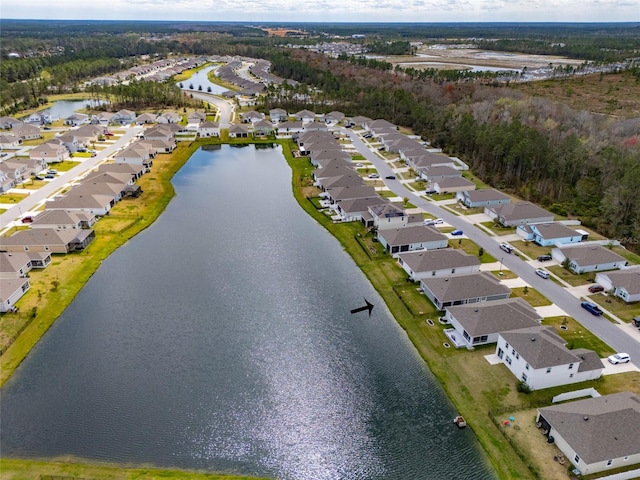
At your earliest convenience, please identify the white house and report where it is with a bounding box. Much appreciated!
[485,202,554,227]
[0,252,33,279]
[517,223,587,247]
[444,298,542,347]
[397,248,481,281]
[496,326,603,391]
[457,189,511,208]
[198,121,220,138]
[0,277,30,312]
[536,392,640,475]
[378,225,448,255]
[369,203,410,231]
[420,272,511,310]
[552,244,627,274]
[294,109,316,124]
[269,108,288,124]
[28,143,69,163]
[595,267,640,303]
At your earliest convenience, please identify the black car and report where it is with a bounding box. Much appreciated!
[385,175,396,180]
[537,254,552,261]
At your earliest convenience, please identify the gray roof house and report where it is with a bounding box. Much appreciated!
[552,244,627,274]
[485,202,555,227]
[31,210,96,230]
[269,108,288,124]
[517,222,587,247]
[369,203,411,231]
[432,177,477,194]
[324,185,377,204]
[0,277,30,313]
[334,196,388,225]
[418,165,461,181]
[294,109,316,124]
[595,267,640,303]
[397,248,481,281]
[420,271,511,310]
[228,124,250,138]
[321,111,345,125]
[536,392,640,475]
[444,298,542,347]
[378,225,449,255]
[0,252,33,279]
[496,326,603,391]
[0,228,95,254]
[456,189,511,208]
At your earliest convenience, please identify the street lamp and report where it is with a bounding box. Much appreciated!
[499,257,504,275]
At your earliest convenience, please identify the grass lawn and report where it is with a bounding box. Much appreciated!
[50,160,81,172]
[0,192,29,203]
[511,287,553,307]
[431,192,456,201]
[543,316,615,356]
[547,265,596,286]
[479,221,516,236]
[450,238,497,263]
[510,240,552,260]
[588,294,640,323]
[0,458,269,480]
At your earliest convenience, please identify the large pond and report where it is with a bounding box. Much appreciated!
[177,65,227,95]
[34,99,108,121]
[0,145,496,480]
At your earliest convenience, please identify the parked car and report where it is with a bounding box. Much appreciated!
[77,148,87,152]
[363,133,372,139]
[46,169,57,174]
[45,174,55,179]
[385,175,396,180]
[535,268,550,279]
[425,189,437,195]
[355,163,364,167]
[581,301,604,316]
[367,173,380,179]
[537,254,552,262]
[21,216,33,223]
[588,285,604,293]
[607,353,630,364]
[34,175,45,180]
[500,243,514,254]
[104,131,114,136]
[451,230,464,236]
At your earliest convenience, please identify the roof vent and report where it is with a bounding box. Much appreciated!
[584,416,589,421]
[531,337,536,341]
[474,309,478,312]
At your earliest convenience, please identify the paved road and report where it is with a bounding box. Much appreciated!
[189,91,235,128]
[0,126,142,230]
[345,129,640,363]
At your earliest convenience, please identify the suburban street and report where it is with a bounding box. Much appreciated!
[345,129,640,364]
[0,126,143,230]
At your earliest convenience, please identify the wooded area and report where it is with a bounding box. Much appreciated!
[1,20,639,250]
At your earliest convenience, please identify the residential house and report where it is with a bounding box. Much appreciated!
[46,193,114,216]
[344,116,371,128]
[333,196,388,225]
[321,111,345,125]
[240,110,265,123]
[294,110,316,124]
[114,144,155,170]
[324,185,377,204]
[143,124,176,142]
[13,157,47,177]
[444,298,542,347]
[0,133,22,149]
[0,159,29,183]
[31,209,96,229]
[397,248,481,281]
[269,108,288,124]
[12,124,41,141]
[552,244,627,274]
[57,133,83,153]
[457,189,511,208]
[135,112,157,125]
[96,163,146,181]
[496,326,603,390]
[228,124,250,138]
[92,111,115,126]
[420,271,511,310]
[0,252,32,279]
[418,165,461,182]
[74,125,103,143]
[157,111,182,124]
[317,174,364,191]
[253,120,275,136]
[276,121,304,136]
[112,109,136,125]
[302,122,328,133]
[595,267,640,303]
[0,277,30,312]
[25,251,51,268]
[485,202,555,227]
[377,225,449,255]
[139,139,175,154]
[431,177,476,194]
[369,203,411,231]
[0,228,95,254]
[198,121,220,138]
[0,165,17,191]
[363,119,397,134]
[536,392,640,475]
[517,223,587,246]
[64,113,90,126]
[0,116,23,129]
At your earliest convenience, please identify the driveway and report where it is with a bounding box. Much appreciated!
[345,128,640,365]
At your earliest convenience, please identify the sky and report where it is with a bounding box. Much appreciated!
[0,0,638,23]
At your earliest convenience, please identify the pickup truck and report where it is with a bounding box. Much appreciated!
[581,301,604,316]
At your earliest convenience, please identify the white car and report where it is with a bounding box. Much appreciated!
[607,353,630,364]
[367,173,380,179]
[500,242,514,254]
[535,268,550,279]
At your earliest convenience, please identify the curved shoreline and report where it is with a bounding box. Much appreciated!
[1,139,526,479]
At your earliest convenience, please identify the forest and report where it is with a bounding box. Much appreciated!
[1,20,639,250]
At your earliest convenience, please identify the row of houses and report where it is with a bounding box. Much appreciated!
[0,162,148,312]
